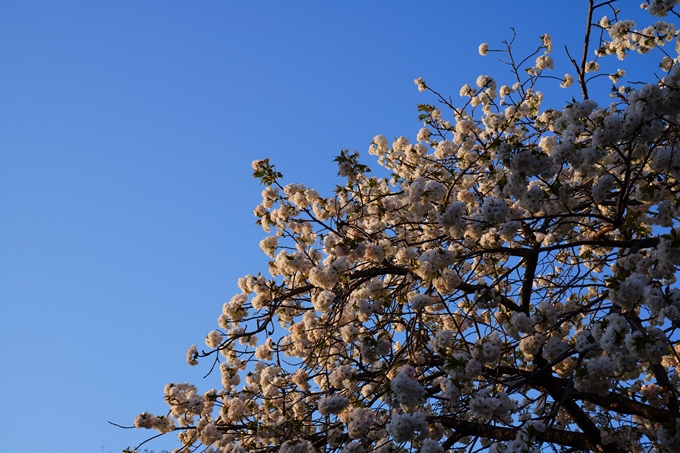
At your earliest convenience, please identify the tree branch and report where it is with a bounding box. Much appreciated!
[434,417,600,451]
[579,0,595,99]
[485,365,672,423]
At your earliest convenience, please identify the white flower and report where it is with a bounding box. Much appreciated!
[505,312,535,339]
[609,69,626,83]
[417,127,431,143]
[347,407,373,438]
[592,174,616,203]
[476,75,496,90]
[433,268,462,294]
[434,140,456,159]
[585,61,600,73]
[408,292,431,310]
[259,236,278,258]
[543,335,569,361]
[499,85,513,97]
[472,332,502,364]
[661,55,674,71]
[186,345,198,366]
[520,333,546,359]
[611,274,647,310]
[469,388,516,421]
[541,34,553,53]
[341,441,365,453]
[386,412,428,443]
[460,83,475,97]
[205,330,222,348]
[330,365,354,388]
[536,55,554,70]
[318,395,350,416]
[364,244,385,262]
[312,290,335,312]
[429,329,454,351]
[421,439,444,453]
[279,440,314,453]
[438,201,466,228]
[479,43,489,56]
[390,372,427,409]
[560,73,574,88]
[481,197,510,224]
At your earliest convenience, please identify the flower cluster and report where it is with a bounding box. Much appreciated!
[130,2,680,453]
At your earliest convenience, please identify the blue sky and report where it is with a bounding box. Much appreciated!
[0,2,659,452]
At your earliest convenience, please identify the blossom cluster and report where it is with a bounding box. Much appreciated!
[130,2,680,453]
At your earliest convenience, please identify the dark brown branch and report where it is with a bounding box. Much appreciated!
[269,265,409,304]
[349,265,409,279]
[520,252,539,314]
[277,265,526,313]
[626,313,680,418]
[485,365,672,423]
[571,390,671,423]
[580,0,595,99]
[463,238,660,259]
[458,282,522,312]
[538,367,625,453]
[434,417,599,451]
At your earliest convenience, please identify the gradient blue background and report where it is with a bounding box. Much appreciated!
[0,2,658,452]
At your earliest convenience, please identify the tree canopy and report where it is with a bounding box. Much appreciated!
[129,1,680,452]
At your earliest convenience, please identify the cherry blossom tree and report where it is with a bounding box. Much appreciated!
[128,1,680,452]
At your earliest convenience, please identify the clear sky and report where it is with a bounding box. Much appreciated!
[0,1,658,452]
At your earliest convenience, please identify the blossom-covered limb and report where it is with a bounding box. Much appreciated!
[436,416,602,452]
[127,1,680,452]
